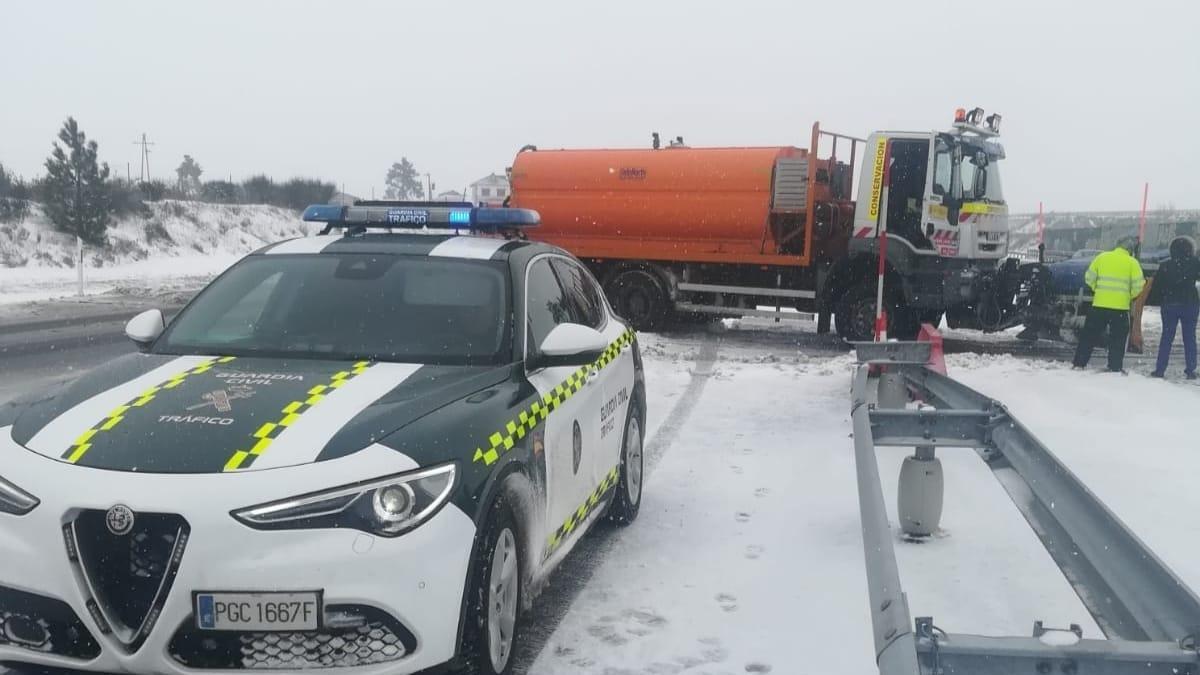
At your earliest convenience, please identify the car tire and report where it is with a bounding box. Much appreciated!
[606,268,667,331]
[606,399,643,525]
[455,495,524,675]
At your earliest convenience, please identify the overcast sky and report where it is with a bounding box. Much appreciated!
[2,0,1196,213]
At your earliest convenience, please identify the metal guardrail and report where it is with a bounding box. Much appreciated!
[851,346,1200,675]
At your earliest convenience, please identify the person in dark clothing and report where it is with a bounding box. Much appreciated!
[1150,236,1200,378]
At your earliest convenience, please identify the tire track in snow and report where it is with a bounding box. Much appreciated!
[511,332,720,672]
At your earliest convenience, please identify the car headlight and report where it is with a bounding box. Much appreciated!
[0,474,39,516]
[231,464,456,537]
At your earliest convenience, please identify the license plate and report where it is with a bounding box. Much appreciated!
[194,591,322,631]
[980,231,1004,242]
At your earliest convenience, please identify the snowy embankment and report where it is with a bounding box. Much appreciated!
[0,201,315,305]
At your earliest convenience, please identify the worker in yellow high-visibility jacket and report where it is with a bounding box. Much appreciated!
[1072,235,1146,372]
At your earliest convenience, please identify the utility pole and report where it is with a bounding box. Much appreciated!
[425,173,433,200]
[131,133,155,182]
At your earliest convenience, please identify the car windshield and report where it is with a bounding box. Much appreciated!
[156,253,510,365]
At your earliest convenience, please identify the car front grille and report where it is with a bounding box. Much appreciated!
[168,605,416,670]
[69,509,189,650]
[0,584,101,659]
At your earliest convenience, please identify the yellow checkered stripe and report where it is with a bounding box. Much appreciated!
[472,328,635,467]
[62,356,236,463]
[546,466,620,556]
[223,360,373,472]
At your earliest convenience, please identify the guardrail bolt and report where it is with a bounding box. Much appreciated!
[1060,660,1078,674]
[1035,661,1052,674]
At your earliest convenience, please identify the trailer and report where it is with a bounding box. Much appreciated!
[509,108,1044,341]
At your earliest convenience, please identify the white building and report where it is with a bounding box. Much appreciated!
[435,190,466,203]
[469,173,510,206]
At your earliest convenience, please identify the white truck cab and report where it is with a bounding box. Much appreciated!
[827,108,1025,341]
[851,107,1009,261]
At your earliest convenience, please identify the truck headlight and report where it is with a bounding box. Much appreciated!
[0,474,39,516]
[232,464,456,537]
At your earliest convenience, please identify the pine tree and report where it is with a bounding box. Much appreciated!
[384,158,423,200]
[42,117,112,245]
[175,155,204,196]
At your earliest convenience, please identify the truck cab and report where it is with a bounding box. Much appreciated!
[828,108,1016,340]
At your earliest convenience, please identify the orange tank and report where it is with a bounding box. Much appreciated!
[509,146,811,266]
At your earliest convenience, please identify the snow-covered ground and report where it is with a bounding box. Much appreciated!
[0,201,315,305]
[952,355,1200,594]
[528,337,1114,675]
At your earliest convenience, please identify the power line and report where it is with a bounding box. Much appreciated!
[131,133,155,182]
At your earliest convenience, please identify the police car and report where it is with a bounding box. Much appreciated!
[0,203,645,675]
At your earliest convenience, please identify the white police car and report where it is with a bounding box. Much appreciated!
[0,202,645,674]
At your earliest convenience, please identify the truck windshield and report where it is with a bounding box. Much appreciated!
[155,254,511,365]
[934,141,1004,203]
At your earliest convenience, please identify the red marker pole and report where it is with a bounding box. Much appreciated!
[1138,182,1149,243]
[873,143,892,342]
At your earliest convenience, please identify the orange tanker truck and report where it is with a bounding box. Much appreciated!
[508,108,1042,342]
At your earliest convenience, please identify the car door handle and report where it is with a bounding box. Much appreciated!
[621,342,632,353]
[586,368,600,385]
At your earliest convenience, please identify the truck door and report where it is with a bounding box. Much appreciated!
[884,138,932,250]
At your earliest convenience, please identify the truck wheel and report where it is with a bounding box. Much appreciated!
[834,286,877,342]
[834,286,921,341]
[606,269,667,331]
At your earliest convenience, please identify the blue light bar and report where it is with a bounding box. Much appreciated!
[301,204,345,222]
[302,202,539,232]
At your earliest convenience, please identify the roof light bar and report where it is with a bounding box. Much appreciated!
[302,202,540,233]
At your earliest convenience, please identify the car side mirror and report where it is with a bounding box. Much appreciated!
[532,323,607,369]
[125,309,165,350]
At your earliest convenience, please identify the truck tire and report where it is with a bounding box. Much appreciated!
[834,286,877,342]
[606,268,668,331]
[834,286,921,342]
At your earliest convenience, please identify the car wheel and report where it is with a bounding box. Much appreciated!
[606,269,667,331]
[606,400,643,524]
[457,496,523,675]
